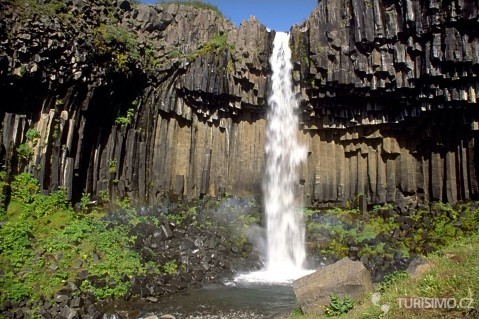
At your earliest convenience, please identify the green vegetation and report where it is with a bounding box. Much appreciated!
[16,143,33,160]
[0,173,146,303]
[325,294,355,316]
[168,33,234,63]
[292,202,478,319]
[0,171,8,218]
[94,24,140,71]
[198,34,233,56]
[115,107,135,127]
[163,261,178,275]
[0,171,261,305]
[157,0,224,18]
[291,236,479,319]
[9,0,67,16]
[305,202,478,262]
[108,159,118,174]
[25,128,40,142]
[16,128,41,161]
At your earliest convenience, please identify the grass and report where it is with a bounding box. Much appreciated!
[290,234,479,319]
[157,0,224,18]
[8,0,73,21]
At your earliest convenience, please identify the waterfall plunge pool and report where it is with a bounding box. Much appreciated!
[118,282,297,319]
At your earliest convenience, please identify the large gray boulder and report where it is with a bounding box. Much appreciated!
[293,257,373,315]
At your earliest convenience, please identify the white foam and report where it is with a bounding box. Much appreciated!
[235,32,311,285]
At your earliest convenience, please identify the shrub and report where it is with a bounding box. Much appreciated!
[163,261,178,275]
[325,294,355,316]
[11,173,40,203]
[25,128,40,143]
[31,188,70,217]
[16,143,33,160]
[108,159,117,174]
[115,108,135,127]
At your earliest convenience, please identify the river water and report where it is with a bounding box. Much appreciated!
[136,283,296,318]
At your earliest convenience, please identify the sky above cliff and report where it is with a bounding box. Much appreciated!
[141,0,317,32]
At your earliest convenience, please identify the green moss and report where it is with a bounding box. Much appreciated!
[108,159,117,174]
[227,59,234,73]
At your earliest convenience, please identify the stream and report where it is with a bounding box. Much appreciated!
[133,282,296,319]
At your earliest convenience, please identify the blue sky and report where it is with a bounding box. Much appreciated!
[140,1,318,32]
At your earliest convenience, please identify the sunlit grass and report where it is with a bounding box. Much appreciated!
[290,235,479,319]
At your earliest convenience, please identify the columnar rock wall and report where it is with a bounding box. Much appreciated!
[0,0,270,203]
[0,0,478,206]
[290,0,479,205]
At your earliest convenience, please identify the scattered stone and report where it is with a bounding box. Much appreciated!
[61,305,78,319]
[407,256,433,278]
[54,294,70,303]
[145,296,158,303]
[293,257,373,315]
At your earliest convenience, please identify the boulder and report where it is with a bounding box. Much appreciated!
[406,256,432,278]
[293,257,373,315]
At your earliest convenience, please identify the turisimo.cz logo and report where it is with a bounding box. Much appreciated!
[372,293,475,315]
[397,297,475,309]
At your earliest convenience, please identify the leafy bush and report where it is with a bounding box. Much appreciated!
[0,221,33,270]
[1,172,147,302]
[115,108,135,127]
[30,188,70,217]
[108,159,117,174]
[163,261,178,275]
[325,294,355,316]
[11,173,40,203]
[16,143,33,160]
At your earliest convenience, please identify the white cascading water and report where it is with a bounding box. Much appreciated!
[235,32,310,284]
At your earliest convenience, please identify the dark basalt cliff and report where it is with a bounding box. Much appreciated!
[0,0,478,207]
[290,0,479,206]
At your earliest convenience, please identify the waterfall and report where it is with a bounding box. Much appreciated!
[236,32,310,284]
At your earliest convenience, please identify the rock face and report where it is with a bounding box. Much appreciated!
[290,0,479,206]
[0,0,478,206]
[293,257,373,315]
[0,0,271,203]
